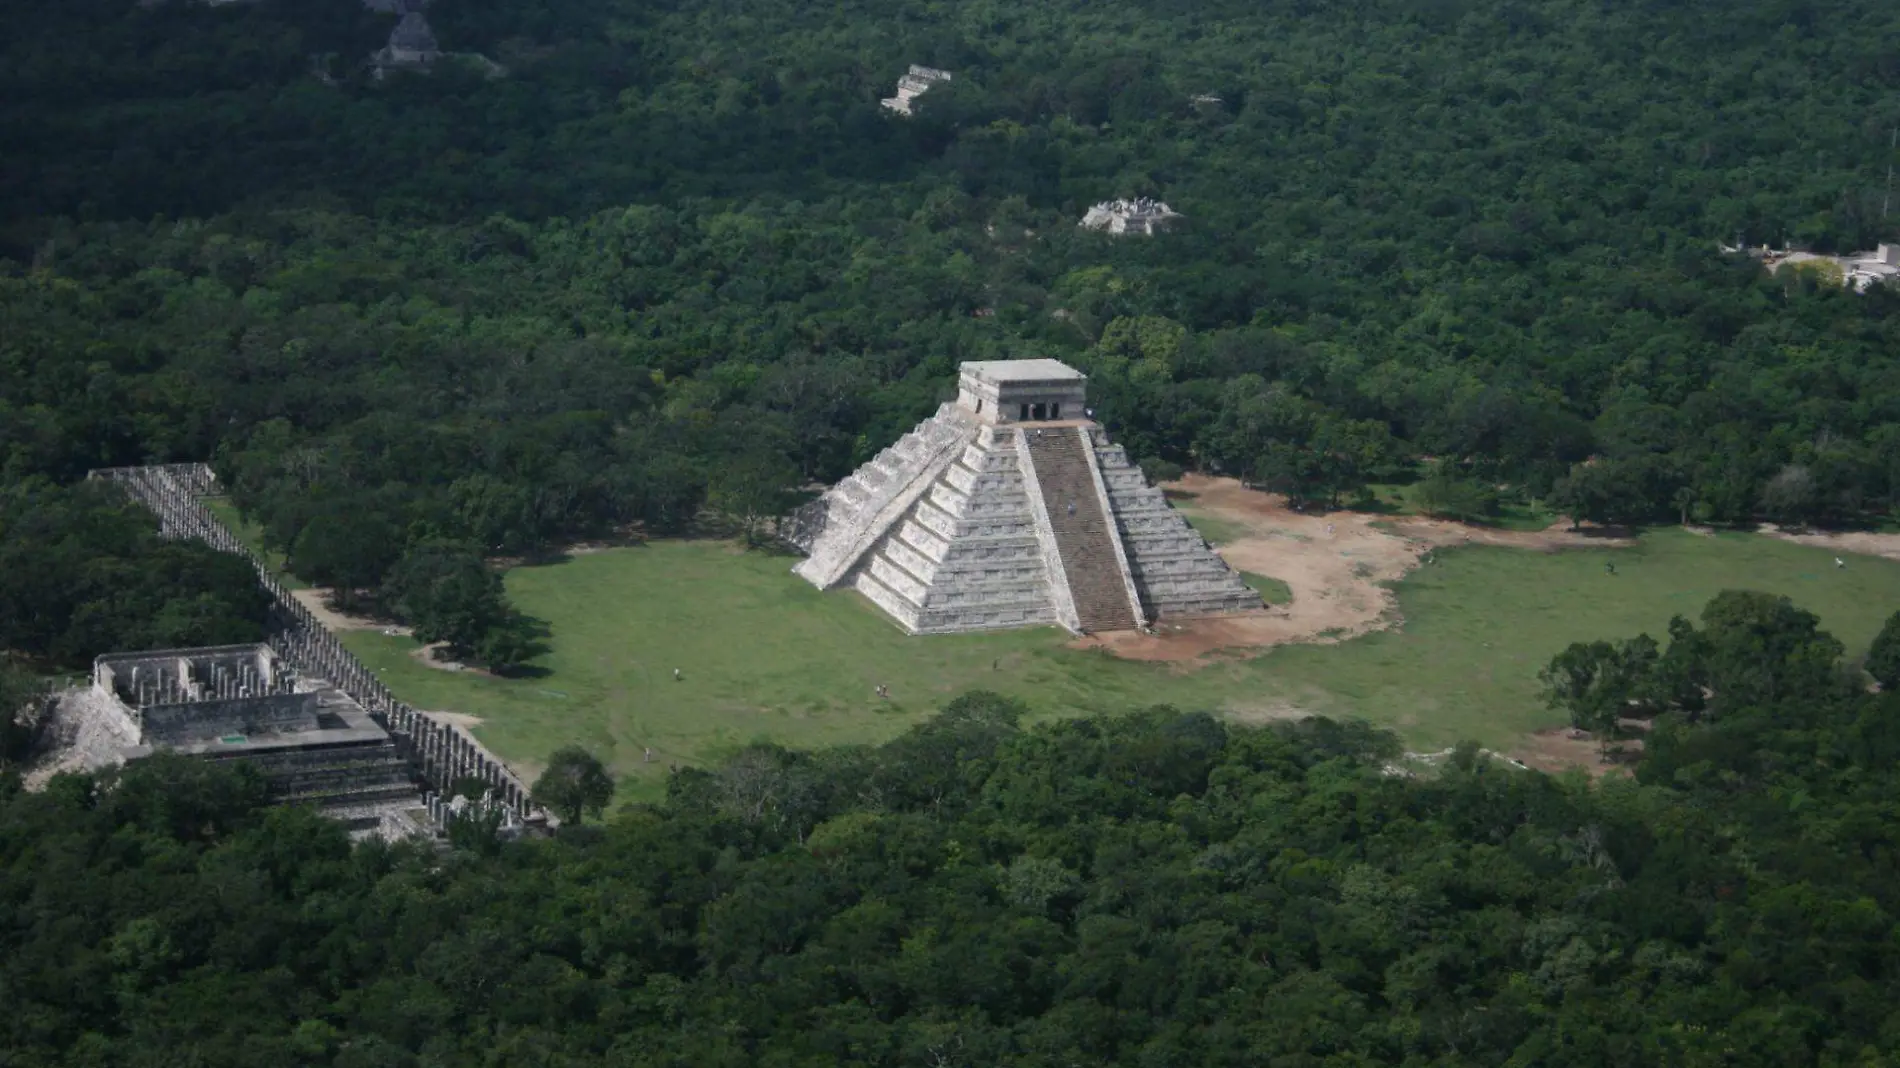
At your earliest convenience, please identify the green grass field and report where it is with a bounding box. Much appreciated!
[1181,511,1253,547]
[329,528,1900,799]
[1238,571,1293,605]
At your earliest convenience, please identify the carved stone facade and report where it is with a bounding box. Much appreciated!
[789,360,1260,635]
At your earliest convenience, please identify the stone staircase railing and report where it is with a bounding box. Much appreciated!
[88,463,541,823]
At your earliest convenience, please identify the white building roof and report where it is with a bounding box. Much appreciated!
[961,359,1086,383]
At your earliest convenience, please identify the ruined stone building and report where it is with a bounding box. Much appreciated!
[77,464,542,836]
[789,359,1260,634]
[74,644,429,837]
[881,65,952,116]
[1729,242,1900,293]
[375,11,442,69]
[1080,197,1183,236]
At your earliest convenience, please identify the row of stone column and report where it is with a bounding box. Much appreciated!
[410,719,528,812]
[90,464,540,820]
[423,789,523,831]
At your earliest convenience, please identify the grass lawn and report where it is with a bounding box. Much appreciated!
[1205,529,1900,751]
[1181,511,1253,547]
[338,544,1180,796]
[333,528,1900,800]
[1238,571,1293,605]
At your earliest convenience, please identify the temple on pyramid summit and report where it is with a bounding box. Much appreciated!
[788,359,1262,634]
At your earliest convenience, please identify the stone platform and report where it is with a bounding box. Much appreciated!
[88,644,426,833]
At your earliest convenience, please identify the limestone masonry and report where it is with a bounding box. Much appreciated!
[881,65,952,116]
[1080,197,1183,236]
[87,644,427,837]
[788,359,1260,634]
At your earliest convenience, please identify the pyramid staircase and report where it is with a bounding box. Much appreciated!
[1021,429,1141,631]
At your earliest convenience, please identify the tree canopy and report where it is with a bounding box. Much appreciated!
[3,0,1900,600]
[0,481,271,670]
[5,672,1900,1064]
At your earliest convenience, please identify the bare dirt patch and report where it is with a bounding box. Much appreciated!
[1505,726,1639,778]
[291,588,410,636]
[409,641,491,677]
[1757,523,1900,563]
[1222,700,1321,726]
[1075,475,1634,667]
[427,711,487,730]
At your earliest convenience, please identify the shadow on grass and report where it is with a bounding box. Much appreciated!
[1348,497,1404,516]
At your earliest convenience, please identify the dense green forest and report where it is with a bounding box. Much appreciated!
[11,1,1900,1061]
[9,587,1900,1068]
[0,481,271,670]
[7,0,1900,611]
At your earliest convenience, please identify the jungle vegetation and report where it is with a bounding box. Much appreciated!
[5,0,1900,591]
[7,3,1900,1061]
[7,617,1900,1068]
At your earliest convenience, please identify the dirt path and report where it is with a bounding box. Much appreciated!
[1758,523,1900,563]
[1076,475,1633,665]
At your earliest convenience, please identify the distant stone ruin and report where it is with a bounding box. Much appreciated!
[1724,241,1900,293]
[881,65,952,116]
[374,11,442,71]
[364,0,506,80]
[788,359,1260,635]
[1079,197,1183,236]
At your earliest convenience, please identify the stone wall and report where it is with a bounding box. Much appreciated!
[140,691,321,745]
[88,464,541,822]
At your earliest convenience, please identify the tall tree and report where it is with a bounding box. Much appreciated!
[531,746,615,824]
[1864,609,1900,691]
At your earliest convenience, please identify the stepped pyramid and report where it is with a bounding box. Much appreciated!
[789,359,1262,634]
